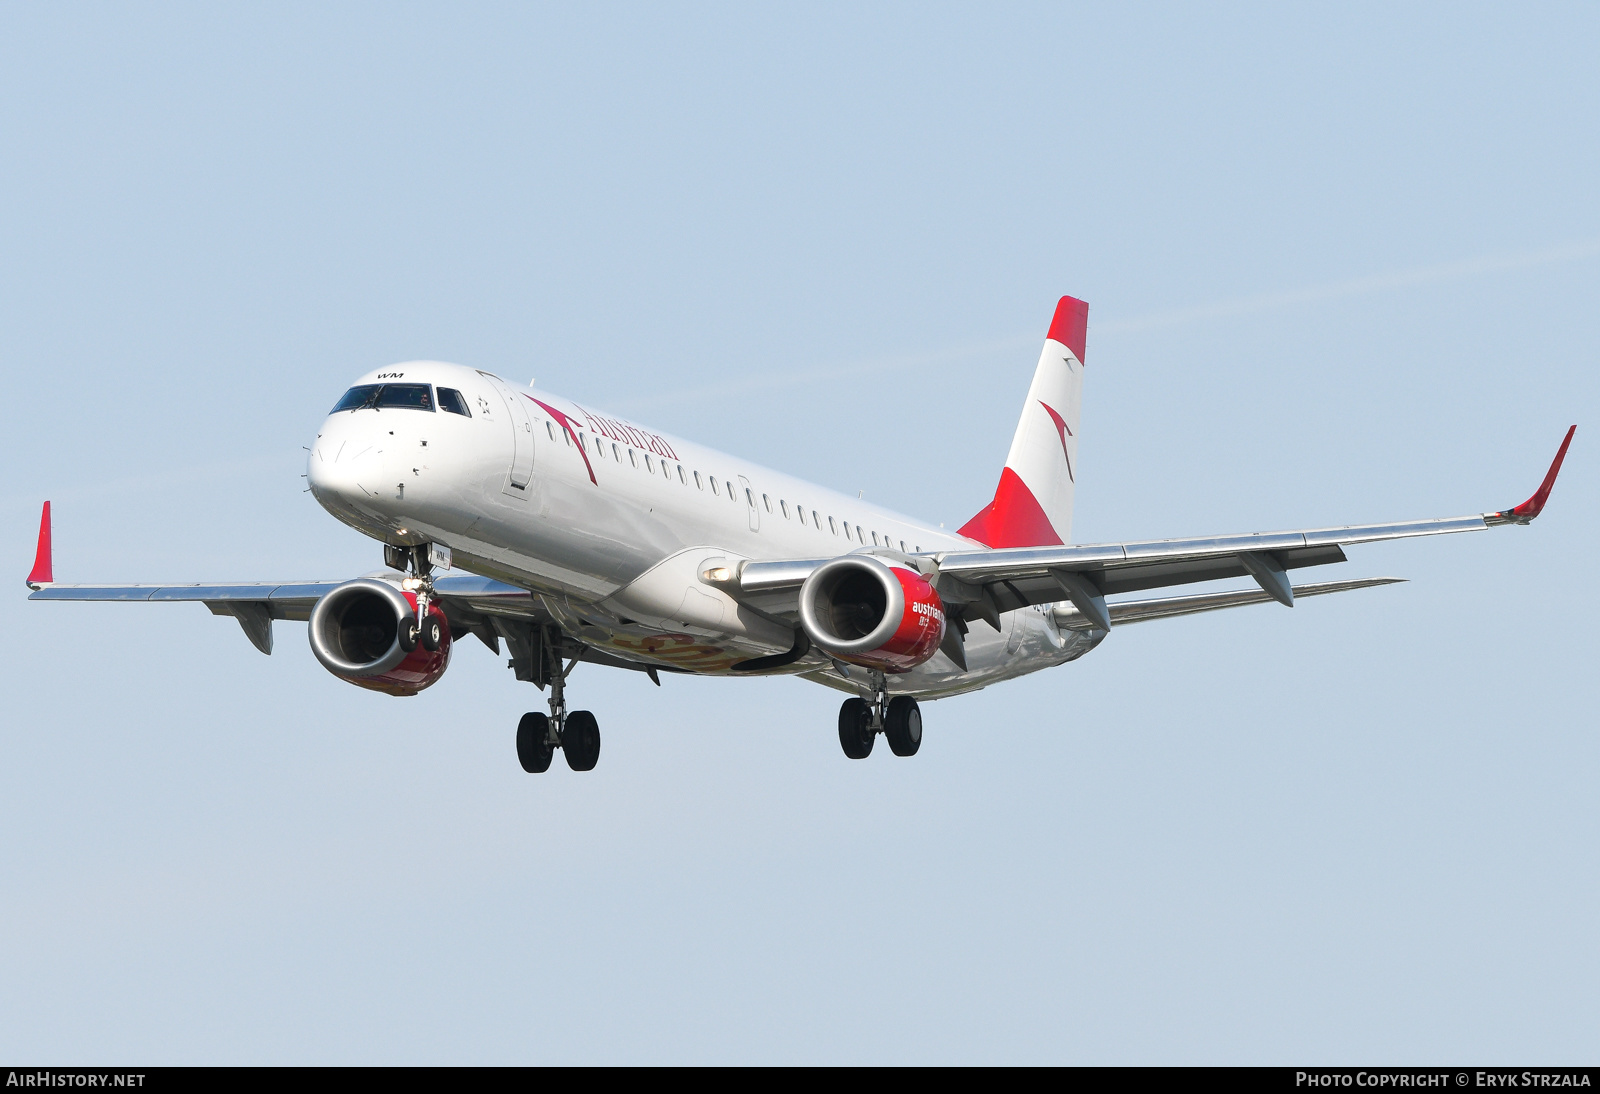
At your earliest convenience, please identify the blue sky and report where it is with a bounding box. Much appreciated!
[2,3,1597,1063]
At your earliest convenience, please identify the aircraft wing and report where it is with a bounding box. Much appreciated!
[27,562,545,657]
[738,425,1576,631]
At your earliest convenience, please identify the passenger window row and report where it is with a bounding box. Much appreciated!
[529,416,921,551]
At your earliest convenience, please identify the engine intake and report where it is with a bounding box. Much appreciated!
[308,578,451,695]
[798,555,945,673]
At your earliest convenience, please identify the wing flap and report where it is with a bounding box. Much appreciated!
[1055,577,1406,631]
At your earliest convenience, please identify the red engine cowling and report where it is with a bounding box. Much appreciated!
[308,578,452,696]
[798,555,945,673]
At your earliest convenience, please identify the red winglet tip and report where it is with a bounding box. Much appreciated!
[27,500,52,587]
[1046,296,1089,364]
[1507,425,1576,522]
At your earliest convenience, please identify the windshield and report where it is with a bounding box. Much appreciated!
[330,383,435,413]
[375,384,434,411]
[331,385,381,412]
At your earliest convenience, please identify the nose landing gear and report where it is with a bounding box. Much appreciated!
[387,542,445,650]
[837,670,922,759]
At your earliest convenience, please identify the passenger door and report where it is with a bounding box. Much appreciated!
[477,372,535,497]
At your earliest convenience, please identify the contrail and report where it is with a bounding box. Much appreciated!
[615,333,1034,416]
[1095,236,1600,334]
[617,235,1600,416]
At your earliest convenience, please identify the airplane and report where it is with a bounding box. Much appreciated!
[26,296,1576,772]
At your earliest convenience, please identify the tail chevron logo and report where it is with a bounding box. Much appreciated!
[1038,401,1074,483]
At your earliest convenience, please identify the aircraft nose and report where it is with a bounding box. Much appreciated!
[307,420,388,510]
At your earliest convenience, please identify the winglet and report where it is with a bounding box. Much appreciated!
[1488,425,1576,525]
[26,501,53,589]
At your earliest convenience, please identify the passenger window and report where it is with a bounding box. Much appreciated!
[694,471,703,490]
[727,481,736,501]
[900,540,906,552]
[437,388,472,417]
[842,523,851,541]
[645,454,655,472]
[745,488,754,507]
[563,429,571,447]
[856,525,864,542]
[780,500,790,519]
[593,436,605,458]
[629,448,637,467]
[613,443,620,461]
[546,422,556,441]
[331,385,381,413]
[709,477,718,495]
[375,384,435,411]
[872,532,880,546]
[762,493,771,513]
[813,510,820,528]
[678,465,687,484]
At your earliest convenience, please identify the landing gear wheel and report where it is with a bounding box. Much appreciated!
[398,616,419,652]
[516,712,554,773]
[562,710,601,771]
[420,615,444,651]
[885,695,922,756]
[838,698,874,759]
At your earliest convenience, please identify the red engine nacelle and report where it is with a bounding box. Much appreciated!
[798,555,945,673]
[308,579,452,696]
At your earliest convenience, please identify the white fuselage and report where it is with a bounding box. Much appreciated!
[306,361,1101,698]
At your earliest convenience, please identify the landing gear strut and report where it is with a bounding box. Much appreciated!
[837,671,921,759]
[386,542,440,644]
[515,628,601,774]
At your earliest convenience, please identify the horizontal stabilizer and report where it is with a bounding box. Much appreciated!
[1052,577,1404,632]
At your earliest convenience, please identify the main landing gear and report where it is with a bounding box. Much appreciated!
[515,632,601,773]
[838,670,922,759]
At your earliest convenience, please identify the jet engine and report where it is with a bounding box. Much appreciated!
[798,555,945,673]
[307,578,452,696]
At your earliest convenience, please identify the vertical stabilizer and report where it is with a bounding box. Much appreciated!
[958,296,1088,547]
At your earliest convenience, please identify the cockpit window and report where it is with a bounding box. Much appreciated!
[331,385,381,413]
[330,383,436,413]
[375,383,434,411]
[437,387,471,417]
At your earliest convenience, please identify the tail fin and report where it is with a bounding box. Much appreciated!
[958,296,1088,548]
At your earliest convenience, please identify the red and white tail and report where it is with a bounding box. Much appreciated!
[958,296,1088,548]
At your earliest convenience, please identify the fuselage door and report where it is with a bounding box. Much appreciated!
[738,474,759,532]
[478,372,535,497]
